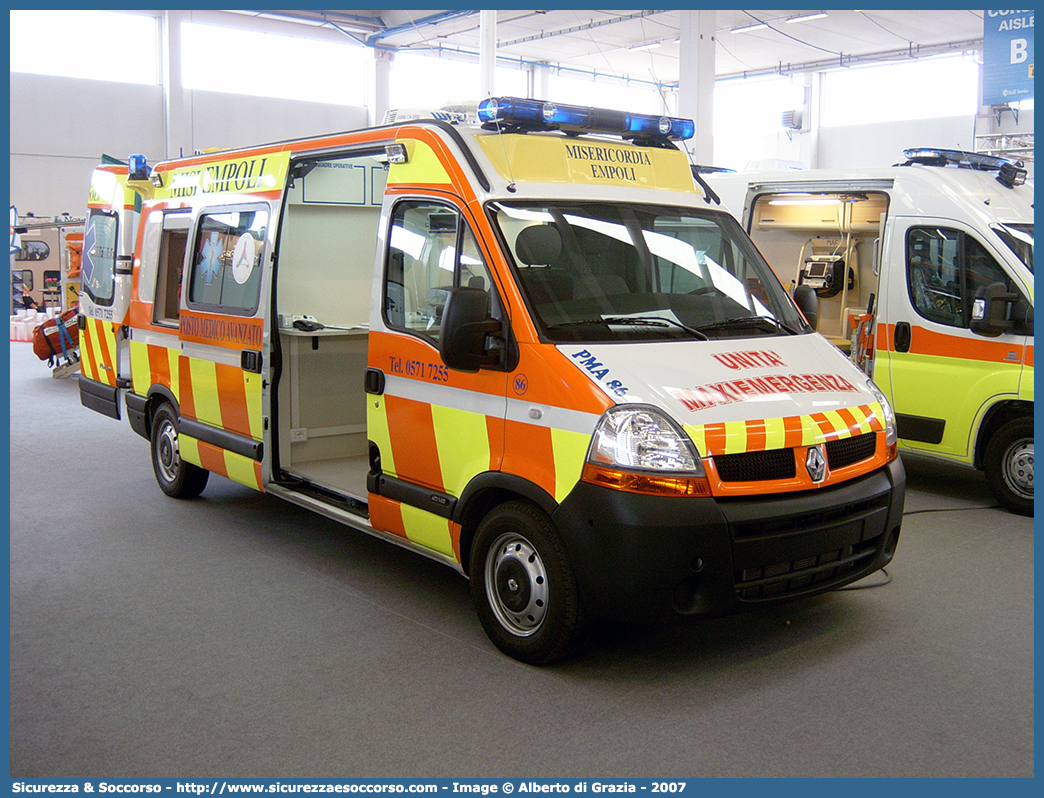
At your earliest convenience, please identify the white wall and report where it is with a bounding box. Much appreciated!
[9,72,369,218]
[10,66,1034,218]
[818,115,977,169]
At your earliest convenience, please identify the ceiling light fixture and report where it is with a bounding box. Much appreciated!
[629,41,662,51]
[731,22,768,33]
[786,12,828,24]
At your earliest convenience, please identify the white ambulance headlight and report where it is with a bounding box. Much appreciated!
[867,381,898,447]
[588,404,704,474]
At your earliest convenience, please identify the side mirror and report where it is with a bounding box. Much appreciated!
[1012,298,1034,336]
[439,287,501,372]
[792,283,819,330]
[970,282,1017,338]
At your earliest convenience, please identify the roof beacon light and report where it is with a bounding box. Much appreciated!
[128,153,149,182]
[901,148,1028,189]
[477,97,695,142]
[997,161,1028,188]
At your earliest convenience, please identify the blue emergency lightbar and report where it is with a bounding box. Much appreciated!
[901,147,1028,188]
[902,148,1024,171]
[477,97,695,142]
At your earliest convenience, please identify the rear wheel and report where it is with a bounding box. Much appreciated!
[151,403,209,499]
[470,501,585,665]
[984,417,1033,516]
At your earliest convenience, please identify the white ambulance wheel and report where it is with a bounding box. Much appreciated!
[151,404,209,499]
[470,501,585,665]
[984,418,1033,516]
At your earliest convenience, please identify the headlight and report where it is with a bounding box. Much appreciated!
[867,381,898,447]
[583,405,710,497]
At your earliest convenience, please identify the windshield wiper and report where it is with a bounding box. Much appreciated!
[548,316,709,340]
[693,315,801,336]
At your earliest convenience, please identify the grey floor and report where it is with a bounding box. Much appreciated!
[8,341,1034,778]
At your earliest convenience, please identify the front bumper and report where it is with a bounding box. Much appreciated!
[551,458,905,623]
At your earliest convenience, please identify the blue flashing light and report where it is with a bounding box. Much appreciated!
[128,153,149,181]
[477,97,694,142]
[902,148,1024,171]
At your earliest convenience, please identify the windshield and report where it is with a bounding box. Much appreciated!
[993,223,1034,274]
[490,201,810,343]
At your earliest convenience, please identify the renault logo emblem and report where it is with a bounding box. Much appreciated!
[806,445,827,483]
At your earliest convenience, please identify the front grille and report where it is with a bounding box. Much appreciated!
[735,541,878,599]
[826,432,877,470]
[715,447,795,483]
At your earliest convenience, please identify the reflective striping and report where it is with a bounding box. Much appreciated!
[147,342,173,394]
[179,435,201,468]
[386,373,506,419]
[399,503,455,557]
[503,420,557,500]
[369,495,408,539]
[244,373,263,439]
[550,427,591,503]
[879,322,1026,365]
[431,404,491,496]
[385,394,444,491]
[214,361,252,440]
[181,436,263,492]
[367,398,397,477]
[222,448,264,491]
[82,317,117,387]
[129,340,151,394]
[187,358,222,431]
[505,396,600,436]
[684,403,884,457]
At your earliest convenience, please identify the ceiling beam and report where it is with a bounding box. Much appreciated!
[498,10,669,48]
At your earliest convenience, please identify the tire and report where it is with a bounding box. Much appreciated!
[150,404,209,499]
[984,417,1033,516]
[469,501,585,665]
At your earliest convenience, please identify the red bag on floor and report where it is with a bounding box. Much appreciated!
[32,309,80,363]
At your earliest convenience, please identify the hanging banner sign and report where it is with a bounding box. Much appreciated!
[982,10,1034,105]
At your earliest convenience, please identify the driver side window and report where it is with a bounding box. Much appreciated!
[907,227,1010,328]
[384,201,494,342]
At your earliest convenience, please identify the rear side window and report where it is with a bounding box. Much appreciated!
[187,207,267,314]
[82,209,118,306]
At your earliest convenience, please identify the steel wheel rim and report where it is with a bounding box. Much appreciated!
[156,419,181,484]
[1002,438,1033,499]
[485,532,548,637]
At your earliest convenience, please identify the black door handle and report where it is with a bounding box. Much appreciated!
[241,349,263,373]
[894,321,912,353]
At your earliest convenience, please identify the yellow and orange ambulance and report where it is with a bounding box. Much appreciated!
[79,98,905,663]
[708,150,1033,516]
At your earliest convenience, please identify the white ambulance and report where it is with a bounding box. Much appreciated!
[78,98,905,663]
[708,149,1033,515]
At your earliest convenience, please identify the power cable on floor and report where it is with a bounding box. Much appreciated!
[903,504,1001,516]
[835,567,891,590]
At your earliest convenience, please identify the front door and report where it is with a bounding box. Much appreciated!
[367,198,508,562]
[881,218,1029,460]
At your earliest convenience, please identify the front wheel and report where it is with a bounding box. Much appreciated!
[984,417,1033,516]
[151,403,209,499]
[469,501,585,665]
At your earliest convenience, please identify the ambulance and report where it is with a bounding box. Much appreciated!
[707,149,1033,515]
[78,98,904,664]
